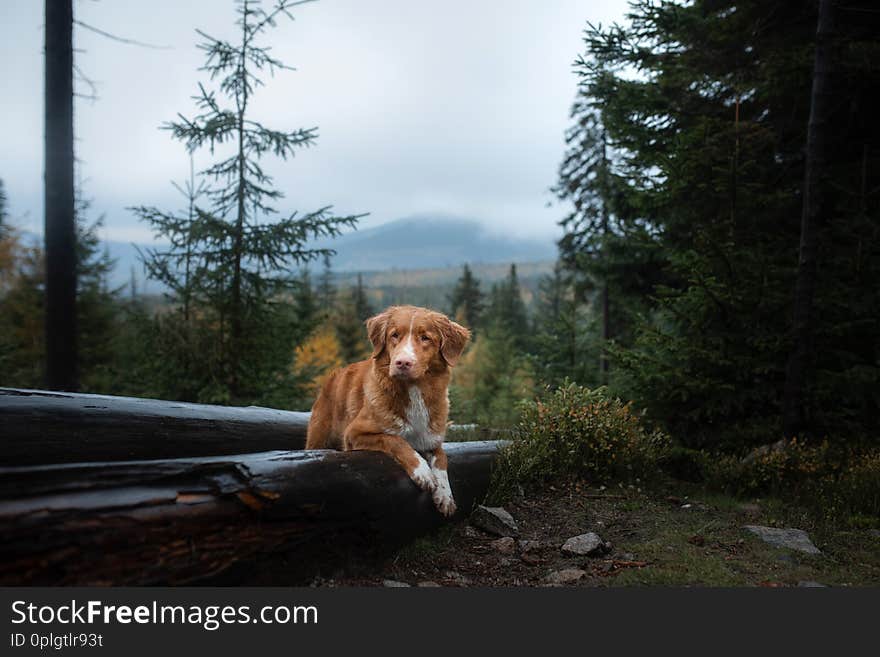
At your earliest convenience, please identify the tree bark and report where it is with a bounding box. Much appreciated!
[782,0,835,438]
[44,0,78,391]
[0,441,502,585]
[0,387,310,466]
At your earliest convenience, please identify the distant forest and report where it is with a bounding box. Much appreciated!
[1,0,878,460]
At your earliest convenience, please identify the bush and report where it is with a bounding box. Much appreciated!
[704,439,880,525]
[488,383,670,503]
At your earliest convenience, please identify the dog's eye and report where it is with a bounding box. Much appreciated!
[420,334,431,343]
[390,331,399,340]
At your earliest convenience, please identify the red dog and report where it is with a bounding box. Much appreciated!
[306,305,471,516]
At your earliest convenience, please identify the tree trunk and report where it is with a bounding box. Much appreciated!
[0,387,310,466]
[782,0,835,438]
[44,0,78,391]
[0,441,502,585]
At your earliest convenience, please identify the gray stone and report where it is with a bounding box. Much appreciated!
[868,529,880,538]
[544,568,586,585]
[443,570,472,586]
[382,579,411,587]
[561,532,607,557]
[797,581,827,588]
[417,581,441,587]
[490,536,516,554]
[743,525,821,555]
[470,505,519,537]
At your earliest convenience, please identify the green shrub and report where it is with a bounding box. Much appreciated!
[703,439,880,525]
[488,383,670,503]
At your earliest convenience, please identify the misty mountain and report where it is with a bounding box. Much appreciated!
[309,216,557,272]
[25,216,557,292]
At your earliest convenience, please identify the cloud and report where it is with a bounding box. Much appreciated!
[0,0,630,243]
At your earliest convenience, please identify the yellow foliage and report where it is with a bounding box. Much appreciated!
[291,325,344,398]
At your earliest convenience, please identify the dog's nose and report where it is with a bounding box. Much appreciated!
[394,357,413,370]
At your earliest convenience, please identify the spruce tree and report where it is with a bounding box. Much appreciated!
[532,264,597,388]
[132,0,362,403]
[448,263,484,331]
[485,264,529,347]
[317,253,337,316]
[562,0,880,447]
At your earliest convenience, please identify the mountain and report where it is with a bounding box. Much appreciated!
[309,216,556,272]
[24,216,557,292]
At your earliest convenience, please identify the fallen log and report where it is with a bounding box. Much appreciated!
[0,440,502,586]
[0,387,310,466]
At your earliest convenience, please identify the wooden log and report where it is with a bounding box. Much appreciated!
[0,440,502,586]
[0,387,310,466]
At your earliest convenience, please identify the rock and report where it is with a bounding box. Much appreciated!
[382,579,411,587]
[561,532,608,557]
[443,570,472,586]
[470,505,519,537]
[519,539,543,553]
[490,536,516,554]
[417,581,441,587]
[797,581,827,588]
[544,568,586,585]
[743,525,821,555]
[520,553,542,566]
[868,529,880,538]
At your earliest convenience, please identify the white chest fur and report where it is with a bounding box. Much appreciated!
[398,386,443,452]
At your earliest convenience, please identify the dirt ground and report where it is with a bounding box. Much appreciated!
[299,479,880,587]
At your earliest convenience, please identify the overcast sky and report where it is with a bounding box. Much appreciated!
[1,0,630,244]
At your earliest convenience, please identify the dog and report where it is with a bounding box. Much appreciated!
[306,305,471,516]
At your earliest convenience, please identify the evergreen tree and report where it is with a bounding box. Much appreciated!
[562,0,880,447]
[291,268,319,343]
[448,263,484,331]
[334,274,373,363]
[131,0,362,404]
[531,264,597,388]
[353,273,373,321]
[317,253,336,316]
[450,326,534,429]
[0,196,123,392]
[0,179,7,236]
[484,264,529,347]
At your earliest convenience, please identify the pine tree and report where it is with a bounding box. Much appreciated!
[317,253,336,316]
[132,0,362,404]
[562,0,880,447]
[334,275,373,364]
[484,264,529,348]
[353,273,373,321]
[448,263,484,331]
[0,179,7,236]
[532,264,597,388]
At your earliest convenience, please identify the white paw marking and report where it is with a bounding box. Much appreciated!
[410,456,437,492]
[431,467,456,517]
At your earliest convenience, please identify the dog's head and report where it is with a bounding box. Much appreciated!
[365,305,471,381]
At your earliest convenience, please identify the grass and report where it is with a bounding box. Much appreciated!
[336,478,880,587]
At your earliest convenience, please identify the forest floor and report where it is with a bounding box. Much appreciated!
[297,479,880,587]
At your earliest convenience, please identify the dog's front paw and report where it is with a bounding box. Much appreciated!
[433,489,457,517]
[431,468,456,517]
[410,458,438,492]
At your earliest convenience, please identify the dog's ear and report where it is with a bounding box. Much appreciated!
[365,310,391,359]
[436,315,471,367]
